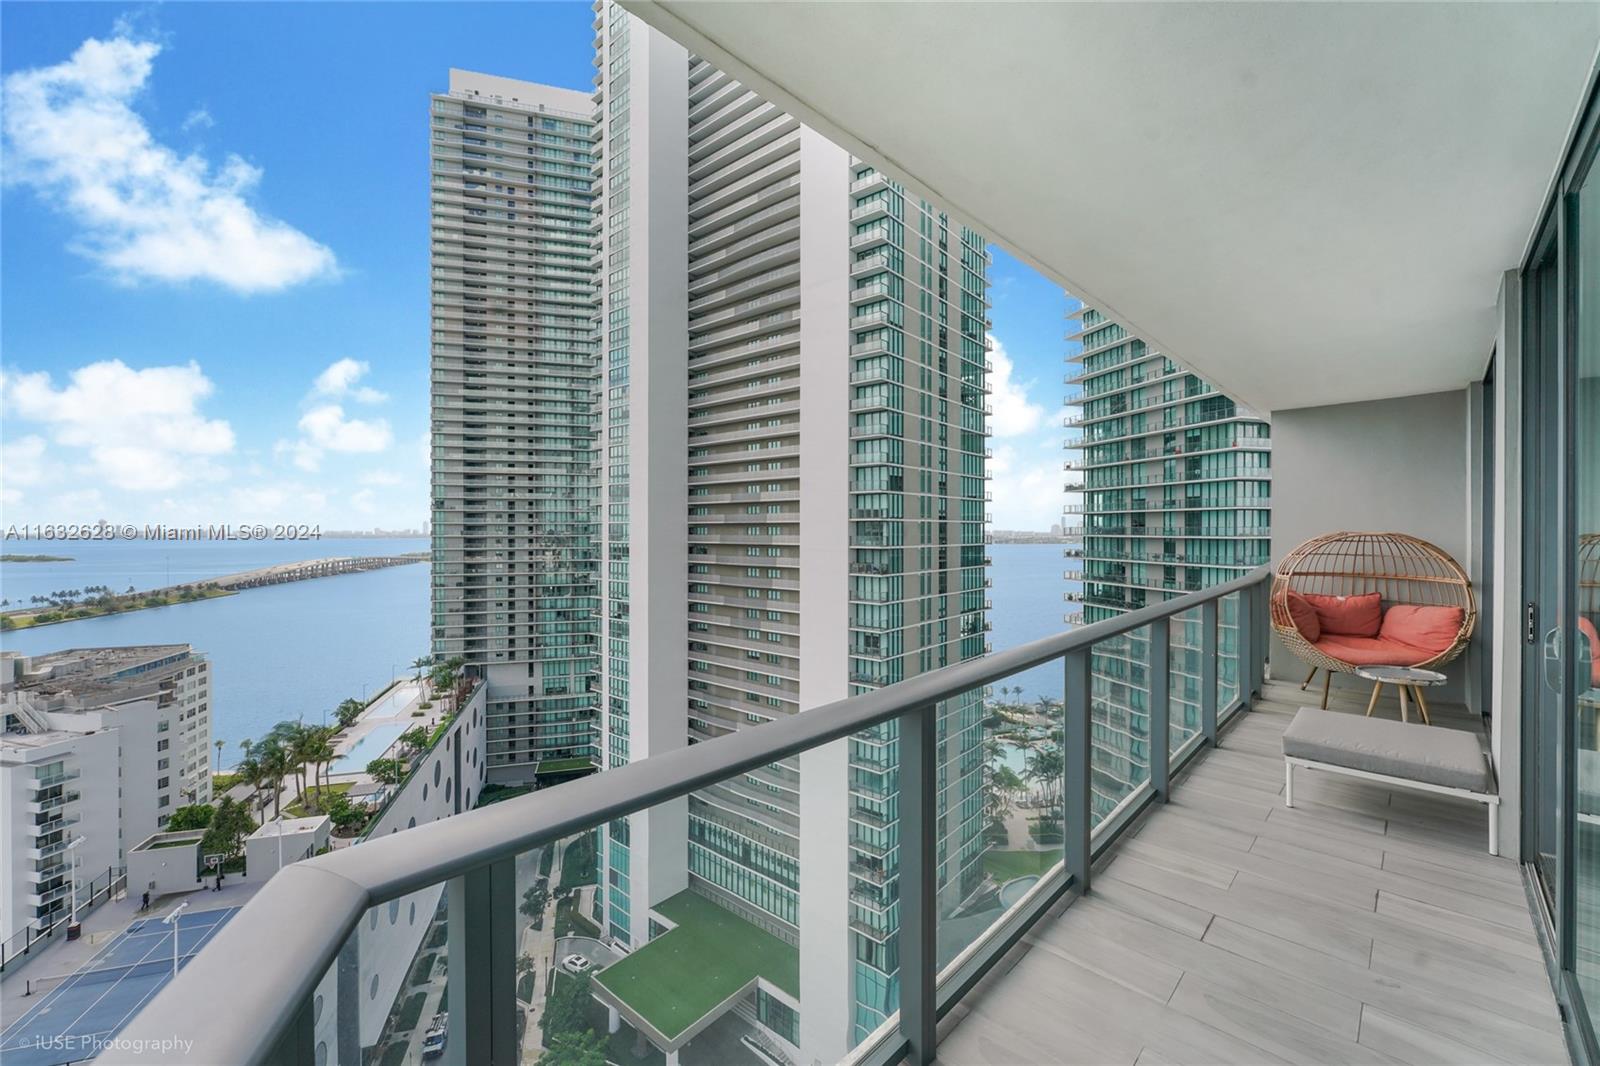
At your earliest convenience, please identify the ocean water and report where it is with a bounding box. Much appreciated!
[986,543,1082,704]
[1,539,429,762]
[0,538,1072,767]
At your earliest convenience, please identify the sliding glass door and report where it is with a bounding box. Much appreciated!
[1524,85,1600,1056]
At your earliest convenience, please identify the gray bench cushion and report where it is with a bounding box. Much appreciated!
[1282,708,1493,794]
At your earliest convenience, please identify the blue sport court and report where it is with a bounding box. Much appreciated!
[0,906,238,1066]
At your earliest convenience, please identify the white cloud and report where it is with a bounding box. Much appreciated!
[989,443,1063,532]
[2,360,234,491]
[312,358,386,404]
[0,435,48,505]
[180,107,213,132]
[280,404,392,471]
[360,469,404,487]
[987,333,1044,438]
[2,35,336,292]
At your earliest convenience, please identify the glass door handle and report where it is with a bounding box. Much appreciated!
[1544,626,1564,695]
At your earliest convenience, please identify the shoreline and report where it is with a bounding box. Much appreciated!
[1,553,425,631]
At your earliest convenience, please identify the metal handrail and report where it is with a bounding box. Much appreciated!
[107,565,1270,1065]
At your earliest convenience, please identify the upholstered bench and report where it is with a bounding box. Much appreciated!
[1282,708,1500,854]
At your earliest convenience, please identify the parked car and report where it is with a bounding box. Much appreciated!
[421,1013,447,1060]
[560,954,592,975]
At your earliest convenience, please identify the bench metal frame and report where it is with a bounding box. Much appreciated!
[1284,755,1501,855]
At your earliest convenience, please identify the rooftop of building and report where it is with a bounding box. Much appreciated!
[247,816,330,840]
[2,645,199,699]
[592,888,799,1047]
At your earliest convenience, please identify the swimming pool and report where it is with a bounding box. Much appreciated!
[364,681,421,720]
[331,722,407,775]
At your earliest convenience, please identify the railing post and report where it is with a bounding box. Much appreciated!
[1063,647,1093,891]
[898,705,939,1066]
[1200,598,1219,747]
[1149,619,1171,801]
[1253,577,1270,697]
[449,857,517,1065]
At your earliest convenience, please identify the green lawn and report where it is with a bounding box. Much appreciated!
[395,990,426,1033]
[558,833,598,892]
[594,890,798,1041]
[983,848,1063,882]
[411,952,436,986]
[377,1043,409,1066]
[554,896,602,941]
[285,782,353,818]
[536,756,594,776]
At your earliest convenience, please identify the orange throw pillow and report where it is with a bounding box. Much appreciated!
[1305,592,1382,637]
[1379,604,1466,657]
[1285,591,1321,642]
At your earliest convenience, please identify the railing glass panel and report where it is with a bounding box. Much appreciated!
[315,887,451,1066]
[938,676,1064,975]
[1090,624,1153,831]
[1217,591,1243,722]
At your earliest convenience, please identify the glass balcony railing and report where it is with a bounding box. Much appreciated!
[106,568,1271,1066]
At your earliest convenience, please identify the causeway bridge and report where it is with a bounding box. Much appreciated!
[208,553,428,591]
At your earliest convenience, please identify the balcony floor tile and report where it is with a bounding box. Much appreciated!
[938,679,1568,1066]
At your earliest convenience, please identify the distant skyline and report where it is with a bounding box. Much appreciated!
[0,4,1071,531]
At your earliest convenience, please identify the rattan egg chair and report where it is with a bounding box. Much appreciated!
[1270,532,1477,710]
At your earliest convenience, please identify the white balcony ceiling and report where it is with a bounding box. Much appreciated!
[623,1,1599,412]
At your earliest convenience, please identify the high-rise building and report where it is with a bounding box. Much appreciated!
[0,646,212,943]
[587,5,992,1057]
[428,70,603,779]
[429,16,990,1056]
[1062,305,1271,817]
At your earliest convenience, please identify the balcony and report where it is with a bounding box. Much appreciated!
[939,679,1562,1066]
[110,566,1569,1066]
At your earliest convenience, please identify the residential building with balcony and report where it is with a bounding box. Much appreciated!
[429,69,603,779]
[0,646,211,943]
[1064,309,1271,819]
[112,7,1600,1066]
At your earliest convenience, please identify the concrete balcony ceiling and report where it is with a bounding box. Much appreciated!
[621,1,1599,411]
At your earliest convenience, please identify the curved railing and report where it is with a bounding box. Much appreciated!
[105,566,1270,1066]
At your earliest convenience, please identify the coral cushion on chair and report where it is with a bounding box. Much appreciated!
[1580,617,1600,687]
[1305,592,1383,637]
[1286,591,1321,642]
[1313,635,1435,667]
[1378,604,1465,659]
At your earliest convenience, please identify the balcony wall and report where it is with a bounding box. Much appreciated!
[1267,388,1477,706]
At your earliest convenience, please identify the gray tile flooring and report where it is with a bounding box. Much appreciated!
[937,678,1569,1065]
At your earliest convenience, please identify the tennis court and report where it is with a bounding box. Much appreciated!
[0,906,238,1066]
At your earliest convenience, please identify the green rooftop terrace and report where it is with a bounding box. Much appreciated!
[593,889,799,1042]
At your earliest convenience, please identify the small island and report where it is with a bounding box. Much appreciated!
[1,583,234,630]
[2,553,74,563]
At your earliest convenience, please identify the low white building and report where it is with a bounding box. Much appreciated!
[245,816,331,879]
[0,646,213,944]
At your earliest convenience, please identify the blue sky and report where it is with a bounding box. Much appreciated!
[1,3,1073,531]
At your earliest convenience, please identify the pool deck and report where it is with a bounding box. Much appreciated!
[328,681,437,776]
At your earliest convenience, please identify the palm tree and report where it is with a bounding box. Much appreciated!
[411,656,431,684]
[292,722,323,803]
[308,727,337,802]
[214,739,225,774]
[254,738,292,818]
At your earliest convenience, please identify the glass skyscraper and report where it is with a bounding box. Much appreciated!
[428,71,602,779]
[1063,304,1271,818]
